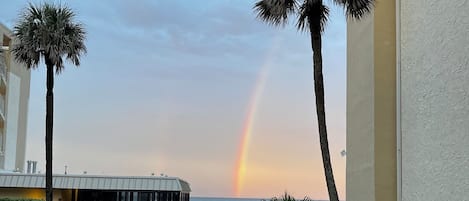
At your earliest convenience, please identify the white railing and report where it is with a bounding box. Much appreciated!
[0,53,6,79]
[0,94,4,118]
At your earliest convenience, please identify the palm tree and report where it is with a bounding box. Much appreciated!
[12,3,86,201]
[253,0,373,201]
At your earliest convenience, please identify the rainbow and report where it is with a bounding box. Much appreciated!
[233,35,282,197]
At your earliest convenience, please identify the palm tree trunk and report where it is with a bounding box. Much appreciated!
[45,60,54,201]
[310,26,339,201]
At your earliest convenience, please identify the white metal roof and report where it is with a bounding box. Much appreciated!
[0,173,191,193]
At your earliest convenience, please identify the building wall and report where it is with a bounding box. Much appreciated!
[0,188,63,201]
[346,1,396,201]
[346,10,375,201]
[0,23,31,172]
[9,47,31,172]
[399,0,469,200]
[373,2,397,201]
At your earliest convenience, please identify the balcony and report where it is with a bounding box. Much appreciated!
[0,52,6,95]
[0,94,4,127]
[0,53,4,125]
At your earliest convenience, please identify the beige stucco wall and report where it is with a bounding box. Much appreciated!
[399,0,469,200]
[346,1,396,201]
[346,10,375,201]
[373,1,396,200]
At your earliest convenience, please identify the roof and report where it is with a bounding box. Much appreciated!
[0,23,13,38]
[0,173,191,193]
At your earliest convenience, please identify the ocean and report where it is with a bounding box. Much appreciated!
[191,197,326,201]
[191,197,265,201]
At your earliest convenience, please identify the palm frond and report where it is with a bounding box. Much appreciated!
[297,0,330,33]
[336,0,375,19]
[301,196,313,201]
[279,192,296,201]
[269,192,309,201]
[12,2,86,72]
[254,0,298,26]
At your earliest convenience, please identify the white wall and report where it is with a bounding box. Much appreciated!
[400,0,469,200]
[4,73,20,171]
[0,23,31,172]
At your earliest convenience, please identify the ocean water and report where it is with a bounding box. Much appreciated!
[190,197,326,201]
[191,197,265,201]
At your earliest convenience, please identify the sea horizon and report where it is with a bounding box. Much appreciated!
[190,196,328,201]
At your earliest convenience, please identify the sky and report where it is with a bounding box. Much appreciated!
[1,0,347,199]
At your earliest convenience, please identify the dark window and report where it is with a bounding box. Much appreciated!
[139,192,152,201]
[77,190,118,201]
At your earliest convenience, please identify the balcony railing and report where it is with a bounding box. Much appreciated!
[0,52,6,95]
[0,94,4,120]
[0,52,6,80]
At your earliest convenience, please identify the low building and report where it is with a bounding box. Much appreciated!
[0,173,191,201]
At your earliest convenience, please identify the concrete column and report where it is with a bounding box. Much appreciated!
[346,1,397,201]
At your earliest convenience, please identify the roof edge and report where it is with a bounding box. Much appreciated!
[0,173,182,180]
[0,23,13,36]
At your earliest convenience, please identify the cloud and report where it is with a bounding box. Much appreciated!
[111,0,275,59]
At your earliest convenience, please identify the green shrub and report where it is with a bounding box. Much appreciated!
[263,192,313,201]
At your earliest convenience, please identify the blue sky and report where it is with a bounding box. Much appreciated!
[1,0,347,199]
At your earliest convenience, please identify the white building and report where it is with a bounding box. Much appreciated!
[346,1,469,201]
[0,173,191,201]
[0,23,31,172]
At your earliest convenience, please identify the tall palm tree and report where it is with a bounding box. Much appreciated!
[253,0,373,201]
[12,3,86,201]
